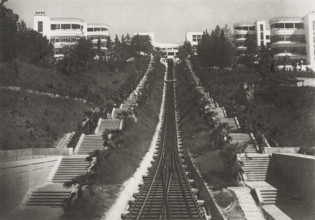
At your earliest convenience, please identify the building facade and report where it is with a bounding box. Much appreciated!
[233,21,270,55]
[186,32,203,54]
[33,12,109,58]
[269,12,315,69]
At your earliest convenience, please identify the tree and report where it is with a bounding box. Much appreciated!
[130,34,153,56]
[197,25,234,68]
[257,44,272,86]
[244,33,258,68]
[178,40,193,61]
[74,37,95,70]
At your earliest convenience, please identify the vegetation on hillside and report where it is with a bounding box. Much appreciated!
[0,2,154,150]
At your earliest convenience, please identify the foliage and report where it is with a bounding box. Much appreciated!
[178,40,193,61]
[0,4,54,71]
[219,143,247,179]
[197,25,234,68]
[130,34,153,56]
[58,38,95,74]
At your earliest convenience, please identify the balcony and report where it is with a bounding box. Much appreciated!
[234,30,255,35]
[270,41,306,47]
[271,28,304,36]
[273,53,306,59]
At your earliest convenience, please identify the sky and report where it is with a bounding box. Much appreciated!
[6,0,315,44]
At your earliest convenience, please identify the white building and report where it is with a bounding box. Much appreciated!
[186,32,203,54]
[269,12,315,69]
[233,21,271,55]
[153,42,179,60]
[33,12,109,58]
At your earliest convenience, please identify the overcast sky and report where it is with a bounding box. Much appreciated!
[6,0,315,44]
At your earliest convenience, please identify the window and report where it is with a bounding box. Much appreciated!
[249,26,255,31]
[94,28,100,31]
[87,28,93,32]
[260,24,263,31]
[72,24,81,30]
[61,24,70,30]
[295,23,304,29]
[313,21,315,30]
[285,23,294,29]
[101,28,107,31]
[51,24,60,30]
[38,21,43,32]
[266,35,270,40]
[260,33,264,40]
[260,41,264,46]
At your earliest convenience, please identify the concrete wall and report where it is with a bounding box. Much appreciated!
[0,148,72,162]
[273,153,315,206]
[0,156,60,217]
[185,151,226,220]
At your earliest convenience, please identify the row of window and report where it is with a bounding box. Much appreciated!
[270,22,304,30]
[87,27,108,32]
[234,26,255,31]
[50,36,81,43]
[272,47,306,55]
[51,24,84,31]
[87,35,107,40]
[271,35,306,43]
[192,35,202,42]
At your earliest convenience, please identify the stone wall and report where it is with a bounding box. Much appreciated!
[0,148,72,162]
[0,156,60,217]
[273,153,315,207]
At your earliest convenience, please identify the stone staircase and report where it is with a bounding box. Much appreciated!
[52,156,88,183]
[258,188,301,205]
[240,153,302,210]
[244,144,257,153]
[77,135,104,155]
[241,154,272,181]
[26,190,70,206]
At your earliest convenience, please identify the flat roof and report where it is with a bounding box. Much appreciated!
[51,17,85,23]
[87,23,109,28]
[270,17,302,24]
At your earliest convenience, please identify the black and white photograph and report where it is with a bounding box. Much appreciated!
[1,0,315,219]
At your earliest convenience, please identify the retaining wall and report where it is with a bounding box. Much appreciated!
[273,153,315,207]
[0,156,61,217]
[0,148,72,162]
[184,151,226,220]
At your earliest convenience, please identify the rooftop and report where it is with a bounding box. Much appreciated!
[51,17,85,23]
[87,23,109,28]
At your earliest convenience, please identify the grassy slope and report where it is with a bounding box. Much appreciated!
[192,58,315,147]
[175,63,244,219]
[0,57,149,105]
[61,61,165,219]
[0,57,150,150]
[97,62,165,184]
[0,90,92,149]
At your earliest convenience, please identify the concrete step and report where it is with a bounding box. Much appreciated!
[26,191,70,206]
[52,157,88,183]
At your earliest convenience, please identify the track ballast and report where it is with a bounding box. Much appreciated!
[124,60,205,220]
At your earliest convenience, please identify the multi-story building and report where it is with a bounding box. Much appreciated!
[33,12,109,58]
[269,12,315,69]
[87,24,109,52]
[154,42,179,60]
[233,21,270,55]
[186,32,203,54]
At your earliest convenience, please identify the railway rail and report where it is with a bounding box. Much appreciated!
[123,60,205,220]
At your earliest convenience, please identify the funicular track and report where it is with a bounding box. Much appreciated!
[125,60,205,220]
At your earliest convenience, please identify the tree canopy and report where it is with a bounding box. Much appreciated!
[197,25,234,68]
